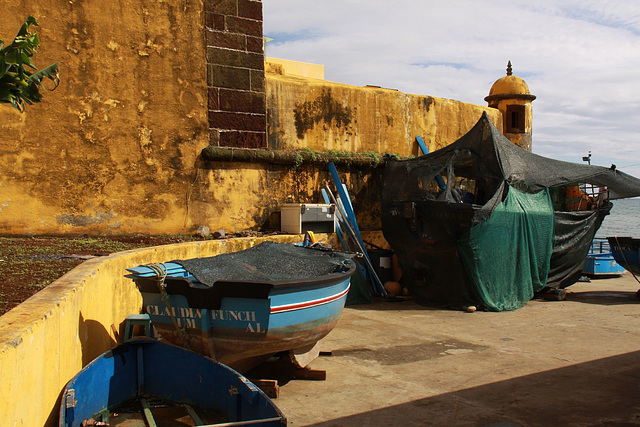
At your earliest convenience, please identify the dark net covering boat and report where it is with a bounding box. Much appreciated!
[382,112,640,311]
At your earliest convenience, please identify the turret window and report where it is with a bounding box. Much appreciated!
[506,105,526,133]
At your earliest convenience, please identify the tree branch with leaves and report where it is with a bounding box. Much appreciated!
[0,16,59,112]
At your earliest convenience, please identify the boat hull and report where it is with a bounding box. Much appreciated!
[583,239,625,276]
[583,253,626,276]
[608,236,640,276]
[137,275,352,367]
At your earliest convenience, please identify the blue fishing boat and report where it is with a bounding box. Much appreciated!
[126,242,355,370]
[59,339,286,426]
[583,238,626,276]
[607,236,640,276]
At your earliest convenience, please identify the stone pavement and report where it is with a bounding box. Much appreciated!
[275,274,640,426]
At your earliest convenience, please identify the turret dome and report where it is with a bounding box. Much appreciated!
[485,61,536,104]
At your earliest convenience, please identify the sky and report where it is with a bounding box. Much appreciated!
[263,0,640,177]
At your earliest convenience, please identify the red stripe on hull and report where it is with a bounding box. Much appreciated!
[270,285,350,314]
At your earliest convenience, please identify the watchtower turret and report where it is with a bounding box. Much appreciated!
[485,61,536,151]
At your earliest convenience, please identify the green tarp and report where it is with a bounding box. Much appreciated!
[457,187,554,311]
[346,266,373,306]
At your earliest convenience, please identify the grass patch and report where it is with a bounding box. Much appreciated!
[0,235,202,316]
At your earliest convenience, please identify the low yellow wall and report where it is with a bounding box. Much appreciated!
[0,234,315,426]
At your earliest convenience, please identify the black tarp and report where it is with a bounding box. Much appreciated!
[175,242,355,287]
[547,206,612,288]
[382,112,640,310]
[383,112,640,213]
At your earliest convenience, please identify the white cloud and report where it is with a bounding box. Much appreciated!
[264,0,640,177]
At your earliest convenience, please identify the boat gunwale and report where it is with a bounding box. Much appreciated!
[133,262,356,294]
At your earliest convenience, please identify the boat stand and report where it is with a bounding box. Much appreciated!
[247,352,328,398]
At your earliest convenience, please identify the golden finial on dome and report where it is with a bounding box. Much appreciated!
[506,60,512,76]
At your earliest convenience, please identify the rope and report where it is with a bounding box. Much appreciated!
[144,263,192,349]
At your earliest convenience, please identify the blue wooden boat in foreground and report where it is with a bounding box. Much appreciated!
[59,339,286,426]
[126,242,356,370]
[583,238,626,277]
[608,236,640,276]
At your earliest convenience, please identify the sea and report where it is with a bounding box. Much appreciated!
[595,198,640,238]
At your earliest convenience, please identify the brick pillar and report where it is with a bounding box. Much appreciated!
[205,0,266,148]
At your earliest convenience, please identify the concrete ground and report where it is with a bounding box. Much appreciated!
[274,274,640,426]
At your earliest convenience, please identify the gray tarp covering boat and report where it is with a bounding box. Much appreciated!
[382,112,640,311]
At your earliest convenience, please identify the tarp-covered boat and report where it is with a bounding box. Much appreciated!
[382,112,640,311]
[126,242,355,369]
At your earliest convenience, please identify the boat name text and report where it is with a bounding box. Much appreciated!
[146,305,262,333]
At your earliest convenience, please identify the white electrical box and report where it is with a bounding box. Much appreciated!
[280,203,335,234]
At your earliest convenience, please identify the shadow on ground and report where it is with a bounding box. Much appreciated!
[348,300,445,312]
[567,290,639,306]
[309,351,640,426]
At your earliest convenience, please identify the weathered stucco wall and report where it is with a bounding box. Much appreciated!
[0,1,209,235]
[190,161,383,229]
[266,71,503,155]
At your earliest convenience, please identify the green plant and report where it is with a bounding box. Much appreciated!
[362,151,381,165]
[0,16,59,112]
[301,148,318,162]
[327,150,352,157]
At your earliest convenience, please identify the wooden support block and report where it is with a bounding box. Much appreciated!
[289,342,320,368]
[293,368,326,381]
[251,379,279,398]
[535,288,567,301]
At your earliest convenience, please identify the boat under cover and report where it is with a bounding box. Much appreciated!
[382,113,640,311]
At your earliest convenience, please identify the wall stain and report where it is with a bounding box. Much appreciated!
[267,93,285,149]
[422,96,434,112]
[56,211,115,226]
[293,89,353,139]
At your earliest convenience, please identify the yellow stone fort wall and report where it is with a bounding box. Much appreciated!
[0,2,501,235]
[0,0,209,235]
